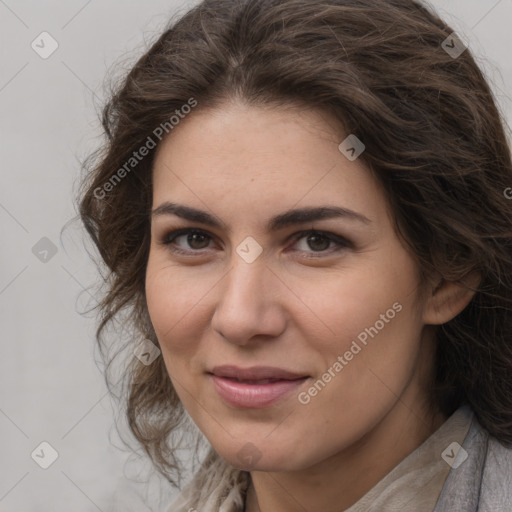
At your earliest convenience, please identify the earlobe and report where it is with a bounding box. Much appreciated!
[422,271,480,325]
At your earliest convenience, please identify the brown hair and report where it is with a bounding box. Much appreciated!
[78,0,512,485]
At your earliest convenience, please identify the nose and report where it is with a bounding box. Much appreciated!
[211,252,287,346]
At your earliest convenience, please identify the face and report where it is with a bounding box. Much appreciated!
[145,101,435,472]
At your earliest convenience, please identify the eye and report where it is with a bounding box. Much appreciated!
[160,228,214,254]
[289,230,352,257]
[159,228,351,257]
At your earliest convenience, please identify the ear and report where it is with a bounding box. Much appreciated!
[422,271,481,325]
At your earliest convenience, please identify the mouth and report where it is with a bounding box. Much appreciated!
[208,365,309,408]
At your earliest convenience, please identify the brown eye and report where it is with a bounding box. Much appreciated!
[291,230,351,256]
[186,232,210,250]
[161,229,214,254]
[304,233,331,251]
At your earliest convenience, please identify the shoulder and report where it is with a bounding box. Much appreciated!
[434,406,512,511]
[478,434,512,509]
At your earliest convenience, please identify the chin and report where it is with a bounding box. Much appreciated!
[213,438,304,472]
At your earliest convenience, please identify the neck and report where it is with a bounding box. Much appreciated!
[245,402,447,512]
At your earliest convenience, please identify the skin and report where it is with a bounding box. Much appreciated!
[145,101,477,511]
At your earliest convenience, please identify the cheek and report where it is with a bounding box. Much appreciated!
[145,257,216,358]
[307,252,423,401]
[295,249,419,356]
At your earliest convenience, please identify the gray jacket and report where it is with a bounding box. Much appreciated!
[167,405,512,511]
[434,409,512,511]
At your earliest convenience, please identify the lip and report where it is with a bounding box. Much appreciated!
[209,365,309,408]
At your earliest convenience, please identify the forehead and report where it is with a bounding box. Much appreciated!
[151,102,389,226]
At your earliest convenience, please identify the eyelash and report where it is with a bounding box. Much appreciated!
[159,228,352,258]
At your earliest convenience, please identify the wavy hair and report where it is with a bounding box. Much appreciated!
[78,0,512,485]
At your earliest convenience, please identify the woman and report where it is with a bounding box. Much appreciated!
[78,0,512,510]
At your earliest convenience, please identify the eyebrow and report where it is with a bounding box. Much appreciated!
[151,202,371,233]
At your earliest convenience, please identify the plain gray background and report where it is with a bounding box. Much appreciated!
[1,1,511,511]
